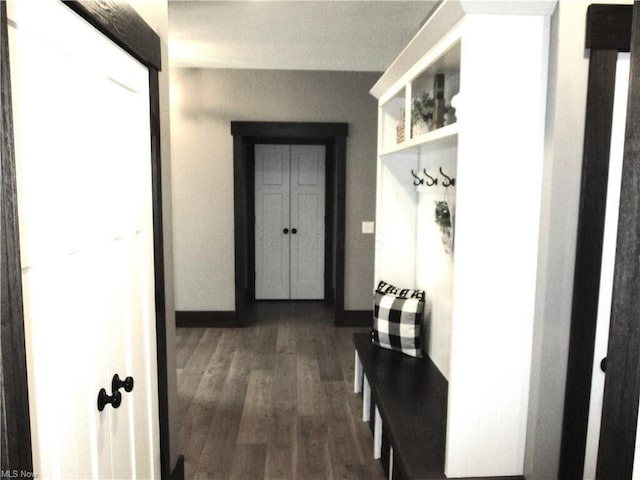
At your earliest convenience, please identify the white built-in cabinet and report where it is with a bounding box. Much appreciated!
[371,1,556,477]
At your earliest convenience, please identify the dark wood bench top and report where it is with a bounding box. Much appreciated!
[353,333,448,480]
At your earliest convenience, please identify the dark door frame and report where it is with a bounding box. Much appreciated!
[231,121,348,326]
[0,2,175,478]
[1,1,31,472]
[559,4,634,478]
[596,2,640,477]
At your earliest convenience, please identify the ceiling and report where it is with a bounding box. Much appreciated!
[168,1,440,72]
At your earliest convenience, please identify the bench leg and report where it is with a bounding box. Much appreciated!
[374,406,382,459]
[363,375,371,422]
[389,446,394,480]
[354,351,363,394]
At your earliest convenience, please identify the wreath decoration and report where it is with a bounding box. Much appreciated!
[434,201,451,229]
[434,200,454,254]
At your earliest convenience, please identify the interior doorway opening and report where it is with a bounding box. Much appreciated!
[231,122,348,326]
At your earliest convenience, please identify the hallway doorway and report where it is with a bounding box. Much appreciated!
[231,122,349,325]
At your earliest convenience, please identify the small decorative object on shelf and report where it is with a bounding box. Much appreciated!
[411,91,434,137]
[434,200,454,254]
[445,93,458,125]
[433,74,446,129]
[396,108,405,143]
[444,104,457,125]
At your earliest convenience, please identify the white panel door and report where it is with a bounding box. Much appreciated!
[254,144,325,300]
[255,144,291,299]
[290,145,325,299]
[8,0,159,478]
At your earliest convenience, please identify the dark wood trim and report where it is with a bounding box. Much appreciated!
[558,48,618,480]
[233,133,250,324]
[149,70,172,480]
[0,1,33,472]
[231,121,348,326]
[596,3,640,477]
[334,135,347,323]
[586,4,633,52]
[176,311,237,328]
[231,121,348,139]
[448,477,524,480]
[171,454,185,480]
[560,4,635,478]
[337,310,371,327]
[63,1,161,70]
[324,143,335,299]
[247,142,256,301]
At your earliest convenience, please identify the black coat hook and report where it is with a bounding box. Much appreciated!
[423,169,438,187]
[439,167,456,187]
[411,169,424,186]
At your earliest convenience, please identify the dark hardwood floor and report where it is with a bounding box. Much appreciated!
[176,301,385,479]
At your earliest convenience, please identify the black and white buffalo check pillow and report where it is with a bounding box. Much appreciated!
[375,280,425,301]
[371,281,425,358]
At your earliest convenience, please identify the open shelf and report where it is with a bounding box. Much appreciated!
[410,41,460,139]
[380,87,407,153]
[380,38,461,155]
[380,122,458,157]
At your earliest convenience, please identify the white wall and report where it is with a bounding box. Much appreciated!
[128,0,180,473]
[169,68,380,311]
[415,140,457,379]
[524,1,632,478]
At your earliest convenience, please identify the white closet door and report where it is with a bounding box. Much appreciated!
[8,0,159,478]
[254,144,325,300]
[290,145,325,299]
[255,144,291,299]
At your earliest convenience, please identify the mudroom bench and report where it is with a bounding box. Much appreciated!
[353,333,448,480]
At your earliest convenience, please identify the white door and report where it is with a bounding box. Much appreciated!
[8,1,160,478]
[290,145,325,299]
[255,144,325,300]
[254,144,291,299]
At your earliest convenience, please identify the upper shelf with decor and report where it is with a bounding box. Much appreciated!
[373,0,558,156]
[410,41,460,140]
[378,25,461,155]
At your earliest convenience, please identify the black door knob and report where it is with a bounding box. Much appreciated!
[283,228,289,234]
[97,388,122,411]
[291,228,297,234]
[112,374,134,394]
[98,374,134,411]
